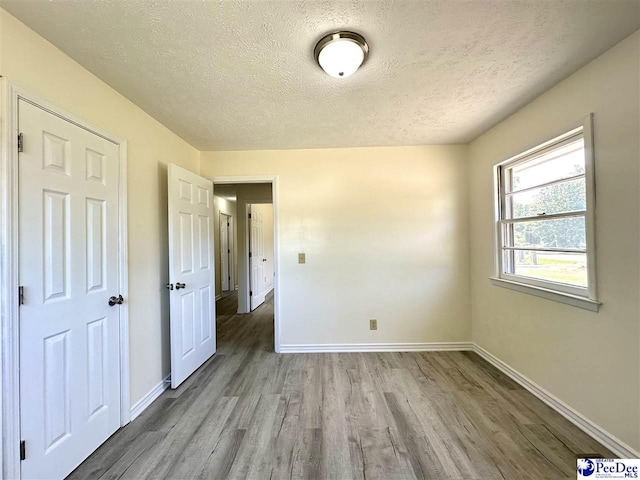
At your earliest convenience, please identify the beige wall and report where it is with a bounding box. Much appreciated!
[200,146,471,345]
[0,9,200,406]
[468,31,640,453]
[213,195,237,296]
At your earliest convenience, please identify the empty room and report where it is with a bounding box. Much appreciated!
[0,1,638,479]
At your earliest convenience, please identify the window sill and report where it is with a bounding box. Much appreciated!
[489,277,601,312]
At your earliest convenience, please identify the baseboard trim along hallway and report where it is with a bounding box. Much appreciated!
[129,374,171,421]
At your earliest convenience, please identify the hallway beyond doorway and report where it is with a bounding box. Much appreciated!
[216,290,275,355]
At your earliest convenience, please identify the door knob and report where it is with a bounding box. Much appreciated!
[175,282,186,290]
[166,283,174,290]
[108,295,124,306]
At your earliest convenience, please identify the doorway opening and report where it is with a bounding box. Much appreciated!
[211,177,279,352]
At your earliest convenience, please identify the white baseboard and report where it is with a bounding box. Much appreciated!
[264,284,274,295]
[279,342,473,353]
[129,374,171,422]
[472,344,639,459]
[215,293,223,301]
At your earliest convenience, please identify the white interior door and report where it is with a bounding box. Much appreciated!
[249,206,266,310]
[18,100,122,479]
[220,214,230,291]
[168,164,216,389]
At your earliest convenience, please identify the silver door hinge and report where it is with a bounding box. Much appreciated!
[18,286,24,305]
[20,440,26,461]
[17,133,24,153]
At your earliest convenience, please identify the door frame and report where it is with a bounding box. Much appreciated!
[0,80,130,479]
[211,176,280,353]
[219,211,234,292]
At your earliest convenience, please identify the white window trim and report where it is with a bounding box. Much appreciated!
[491,114,601,311]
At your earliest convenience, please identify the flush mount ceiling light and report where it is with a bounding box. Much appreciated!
[314,31,369,78]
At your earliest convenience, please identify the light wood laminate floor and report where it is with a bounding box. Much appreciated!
[68,290,611,479]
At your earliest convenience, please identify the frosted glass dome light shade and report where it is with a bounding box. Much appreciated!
[318,39,364,78]
[314,32,369,78]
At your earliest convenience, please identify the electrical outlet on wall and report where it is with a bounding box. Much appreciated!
[298,253,306,264]
[369,319,377,330]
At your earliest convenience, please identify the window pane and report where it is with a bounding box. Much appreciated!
[510,251,587,287]
[508,177,586,218]
[509,139,584,192]
[505,216,586,250]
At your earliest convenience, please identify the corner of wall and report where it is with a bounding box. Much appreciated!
[463,143,476,344]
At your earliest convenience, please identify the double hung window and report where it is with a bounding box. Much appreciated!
[493,117,599,310]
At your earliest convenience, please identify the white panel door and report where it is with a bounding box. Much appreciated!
[249,206,266,311]
[18,100,121,480]
[220,214,230,291]
[168,164,216,389]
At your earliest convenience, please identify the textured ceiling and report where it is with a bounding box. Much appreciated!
[2,0,639,150]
